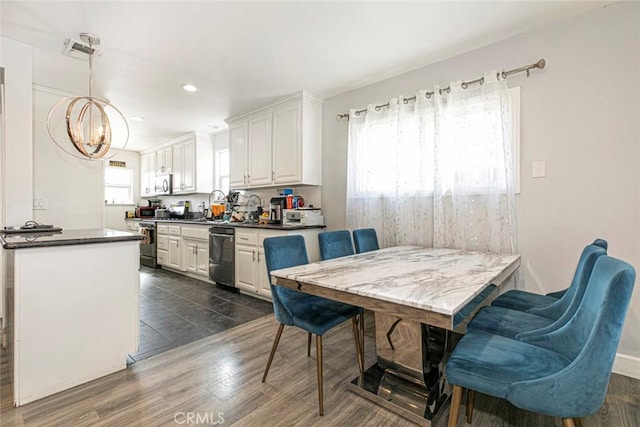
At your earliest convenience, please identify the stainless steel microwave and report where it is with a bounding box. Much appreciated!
[154,173,173,195]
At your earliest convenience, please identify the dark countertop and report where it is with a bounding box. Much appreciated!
[152,219,325,230]
[0,228,144,250]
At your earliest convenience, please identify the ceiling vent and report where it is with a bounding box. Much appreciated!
[62,37,101,60]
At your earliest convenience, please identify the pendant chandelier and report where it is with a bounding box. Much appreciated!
[47,33,129,160]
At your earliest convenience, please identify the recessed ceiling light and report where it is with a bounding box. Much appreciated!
[130,116,145,122]
[181,83,198,92]
[208,124,219,130]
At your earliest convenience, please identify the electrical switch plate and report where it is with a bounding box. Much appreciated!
[532,161,546,178]
[33,198,48,210]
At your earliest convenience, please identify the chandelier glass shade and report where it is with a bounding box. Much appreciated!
[47,33,128,160]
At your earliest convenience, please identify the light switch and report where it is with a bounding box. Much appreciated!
[33,198,48,210]
[532,160,546,178]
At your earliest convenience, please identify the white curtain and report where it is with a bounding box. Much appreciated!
[346,71,517,254]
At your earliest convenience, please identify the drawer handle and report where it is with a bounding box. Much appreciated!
[240,237,249,241]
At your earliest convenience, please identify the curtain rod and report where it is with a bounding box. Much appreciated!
[336,58,545,121]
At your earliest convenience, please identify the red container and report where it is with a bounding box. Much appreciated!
[286,195,293,209]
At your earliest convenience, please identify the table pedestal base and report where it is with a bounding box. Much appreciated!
[349,362,451,426]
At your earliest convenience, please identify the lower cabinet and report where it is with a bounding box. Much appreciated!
[158,224,210,278]
[184,238,209,277]
[167,236,183,271]
[234,228,321,300]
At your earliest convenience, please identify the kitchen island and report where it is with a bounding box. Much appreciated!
[1,229,143,406]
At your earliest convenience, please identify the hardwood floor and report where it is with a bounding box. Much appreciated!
[1,313,639,426]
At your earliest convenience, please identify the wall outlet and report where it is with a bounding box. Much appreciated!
[33,198,48,210]
[532,160,546,178]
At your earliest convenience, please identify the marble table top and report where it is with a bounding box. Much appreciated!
[271,246,520,316]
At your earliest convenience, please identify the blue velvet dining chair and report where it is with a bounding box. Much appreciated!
[352,228,379,254]
[466,243,606,339]
[445,255,635,427]
[318,230,355,260]
[491,239,607,312]
[261,235,364,416]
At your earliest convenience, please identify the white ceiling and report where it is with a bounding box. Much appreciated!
[1,1,608,151]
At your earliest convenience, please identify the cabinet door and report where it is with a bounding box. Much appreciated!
[256,248,272,299]
[272,103,302,184]
[196,244,209,276]
[182,138,196,192]
[157,235,169,251]
[168,236,183,270]
[157,146,173,173]
[185,240,198,272]
[248,113,273,187]
[229,123,248,188]
[140,153,155,196]
[235,245,257,292]
[157,249,168,266]
[172,143,184,193]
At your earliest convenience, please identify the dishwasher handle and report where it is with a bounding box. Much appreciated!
[210,233,234,239]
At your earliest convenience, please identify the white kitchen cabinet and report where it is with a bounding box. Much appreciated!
[172,132,212,194]
[272,101,302,184]
[234,228,322,300]
[225,91,322,189]
[157,224,169,266]
[229,122,248,188]
[167,235,184,271]
[182,226,210,278]
[156,146,173,174]
[140,152,157,196]
[140,131,214,196]
[247,113,273,187]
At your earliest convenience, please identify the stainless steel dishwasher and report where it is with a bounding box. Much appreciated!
[209,226,235,287]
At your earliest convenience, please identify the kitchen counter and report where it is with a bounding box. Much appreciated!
[0,228,143,249]
[2,228,140,406]
[152,219,325,230]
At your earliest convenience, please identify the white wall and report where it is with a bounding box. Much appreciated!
[1,37,34,323]
[32,87,104,229]
[322,3,640,371]
[1,38,33,226]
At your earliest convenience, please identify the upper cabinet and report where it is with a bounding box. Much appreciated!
[140,152,156,196]
[140,131,214,196]
[225,91,322,189]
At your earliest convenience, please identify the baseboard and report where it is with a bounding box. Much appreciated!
[613,353,640,379]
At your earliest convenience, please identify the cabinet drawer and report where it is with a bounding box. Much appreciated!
[236,231,257,246]
[168,225,182,236]
[157,249,168,266]
[157,235,169,251]
[181,226,209,240]
[157,224,169,235]
[258,231,286,247]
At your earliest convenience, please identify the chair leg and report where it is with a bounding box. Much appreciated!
[351,317,364,373]
[307,332,312,357]
[316,335,324,416]
[449,385,463,427]
[574,419,582,427]
[465,389,475,423]
[261,323,285,383]
[562,419,576,427]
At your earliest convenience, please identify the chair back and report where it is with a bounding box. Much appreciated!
[318,230,354,260]
[527,244,606,321]
[352,228,380,254]
[510,256,635,417]
[592,238,608,250]
[263,235,310,326]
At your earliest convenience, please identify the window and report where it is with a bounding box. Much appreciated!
[105,167,134,204]
[215,149,230,194]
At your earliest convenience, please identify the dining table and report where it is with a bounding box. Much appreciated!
[270,246,520,426]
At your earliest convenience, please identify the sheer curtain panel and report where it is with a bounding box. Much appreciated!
[346,72,517,254]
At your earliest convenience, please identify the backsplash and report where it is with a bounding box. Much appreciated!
[153,186,322,217]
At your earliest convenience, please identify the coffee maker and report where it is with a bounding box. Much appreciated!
[269,197,287,224]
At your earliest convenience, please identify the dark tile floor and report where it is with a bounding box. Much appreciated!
[129,266,273,362]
